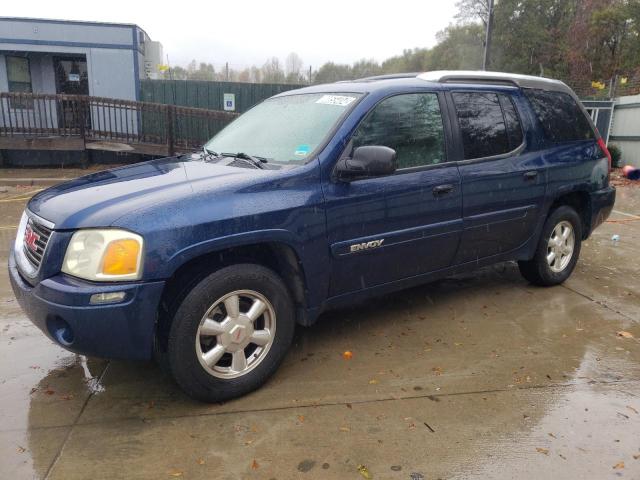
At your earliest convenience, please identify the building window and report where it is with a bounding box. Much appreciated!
[6,56,33,109]
[138,31,146,54]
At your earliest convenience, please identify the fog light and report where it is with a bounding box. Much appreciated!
[46,316,74,346]
[90,291,126,305]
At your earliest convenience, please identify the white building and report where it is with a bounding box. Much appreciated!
[0,17,164,101]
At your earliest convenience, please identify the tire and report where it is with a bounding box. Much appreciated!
[167,263,295,402]
[518,205,582,286]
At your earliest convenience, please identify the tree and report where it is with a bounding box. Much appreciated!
[285,52,304,83]
[250,66,262,83]
[314,62,353,83]
[262,57,285,83]
[186,59,197,76]
[455,0,492,27]
[351,59,382,79]
[428,24,485,70]
[381,49,430,73]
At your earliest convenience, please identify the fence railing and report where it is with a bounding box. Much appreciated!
[0,92,239,156]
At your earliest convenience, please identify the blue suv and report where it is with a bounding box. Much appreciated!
[9,71,615,402]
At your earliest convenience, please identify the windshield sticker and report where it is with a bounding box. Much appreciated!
[294,144,311,156]
[315,95,356,106]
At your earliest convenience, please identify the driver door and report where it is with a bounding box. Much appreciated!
[322,92,462,296]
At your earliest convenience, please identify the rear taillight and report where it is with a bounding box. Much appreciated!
[597,137,612,172]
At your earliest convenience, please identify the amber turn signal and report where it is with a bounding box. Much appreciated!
[101,239,141,276]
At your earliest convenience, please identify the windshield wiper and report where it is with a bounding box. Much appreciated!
[202,146,220,158]
[221,152,268,169]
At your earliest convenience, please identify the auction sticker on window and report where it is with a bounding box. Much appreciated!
[315,95,356,106]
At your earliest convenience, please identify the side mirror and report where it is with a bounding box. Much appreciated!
[335,146,397,182]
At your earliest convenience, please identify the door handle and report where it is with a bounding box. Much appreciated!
[433,184,454,196]
[523,171,538,181]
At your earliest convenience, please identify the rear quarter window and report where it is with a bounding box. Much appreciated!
[524,89,595,143]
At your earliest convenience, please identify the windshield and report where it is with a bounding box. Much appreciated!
[204,93,362,164]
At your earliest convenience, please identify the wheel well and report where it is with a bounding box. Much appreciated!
[549,191,591,239]
[155,243,307,353]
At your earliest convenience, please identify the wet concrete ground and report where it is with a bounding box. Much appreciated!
[0,175,638,479]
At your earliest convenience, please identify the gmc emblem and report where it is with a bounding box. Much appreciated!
[24,225,40,253]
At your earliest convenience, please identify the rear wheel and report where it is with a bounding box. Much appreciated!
[518,205,582,286]
[167,264,295,402]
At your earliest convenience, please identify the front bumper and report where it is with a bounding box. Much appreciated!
[9,250,165,360]
[587,185,616,236]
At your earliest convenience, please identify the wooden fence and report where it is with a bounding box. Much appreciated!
[0,92,238,157]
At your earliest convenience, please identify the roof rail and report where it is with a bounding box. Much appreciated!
[417,70,573,94]
[351,72,421,82]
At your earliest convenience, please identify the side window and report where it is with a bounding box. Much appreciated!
[351,93,445,169]
[452,92,511,160]
[498,94,524,150]
[524,89,595,143]
[6,56,33,109]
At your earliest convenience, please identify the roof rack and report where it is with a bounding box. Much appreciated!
[417,70,573,94]
[350,72,421,82]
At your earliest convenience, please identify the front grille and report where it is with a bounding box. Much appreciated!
[22,217,53,270]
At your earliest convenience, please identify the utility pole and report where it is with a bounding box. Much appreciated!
[482,0,494,71]
[225,62,229,82]
[309,65,312,84]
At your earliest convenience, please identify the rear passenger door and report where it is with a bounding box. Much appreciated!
[449,90,546,264]
[324,92,462,296]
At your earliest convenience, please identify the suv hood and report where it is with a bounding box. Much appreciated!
[28,157,266,229]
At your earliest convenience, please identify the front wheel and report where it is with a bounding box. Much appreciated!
[518,205,582,286]
[167,264,295,402]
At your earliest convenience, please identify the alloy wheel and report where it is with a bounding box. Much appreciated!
[546,220,575,273]
[195,290,276,379]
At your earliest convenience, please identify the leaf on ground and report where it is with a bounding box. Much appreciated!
[536,448,549,455]
[339,426,350,432]
[548,433,557,439]
[613,461,625,469]
[633,454,640,460]
[17,446,26,453]
[357,464,372,479]
[44,389,55,396]
[617,331,634,339]
[251,459,259,470]
[626,405,639,415]
[168,470,183,477]
[368,378,379,385]
[196,458,205,465]
[297,415,305,423]
[342,351,353,360]
[432,367,443,376]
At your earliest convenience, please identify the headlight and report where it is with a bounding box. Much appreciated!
[62,229,144,281]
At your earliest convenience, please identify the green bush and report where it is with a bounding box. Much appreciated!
[608,144,622,168]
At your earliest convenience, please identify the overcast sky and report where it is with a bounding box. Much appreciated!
[3,0,459,70]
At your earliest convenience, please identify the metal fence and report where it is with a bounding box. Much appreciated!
[0,92,238,156]
[609,94,640,167]
[140,80,304,113]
